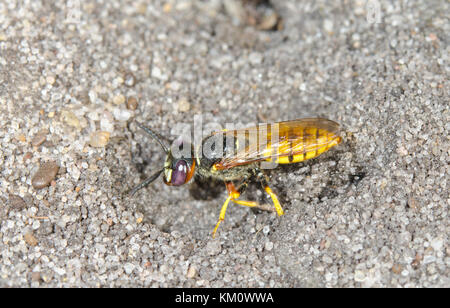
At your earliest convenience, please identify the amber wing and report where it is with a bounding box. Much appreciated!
[213,118,342,170]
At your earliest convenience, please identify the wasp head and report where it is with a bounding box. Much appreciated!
[129,123,195,196]
[163,138,195,186]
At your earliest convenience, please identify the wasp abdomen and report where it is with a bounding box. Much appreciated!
[268,125,341,165]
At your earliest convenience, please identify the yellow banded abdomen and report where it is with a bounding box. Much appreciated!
[265,126,341,165]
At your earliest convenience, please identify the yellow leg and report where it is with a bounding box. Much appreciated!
[232,199,276,212]
[264,186,284,216]
[212,195,232,238]
[212,181,283,237]
[226,182,270,210]
[231,199,258,207]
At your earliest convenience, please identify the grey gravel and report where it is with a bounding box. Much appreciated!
[0,0,448,287]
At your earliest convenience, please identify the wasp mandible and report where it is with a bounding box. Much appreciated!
[130,118,342,238]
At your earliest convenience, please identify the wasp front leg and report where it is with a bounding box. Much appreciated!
[212,193,233,238]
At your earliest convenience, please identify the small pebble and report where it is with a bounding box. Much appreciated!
[151,66,165,80]
[100,116,114,132]
[391,264,402,274]
[31,272,41,282]
[257,13,279,30]
[206,240,222,256]
[23,152,33,163]
[89,131,110,148]
[186,266,196,278]
[46,75,55,85]
[113,94,126,105]
[31,129,48,147]
[16,134,26,142]
[177,98,190,112]
[163,2,172,13]
[124,73,136,87]
[113,108,132,121]
[411,254,423,268]
[24,232,38,246]
[124,263,135,274]
[224,0,246,24]
[126,97,138,110]
[265,241,274,251]
[323,19,334,33]
[32,161,60,189]
[61,110,80,128]
[354,270,366,282]
[169,81,181,91]
[8,194,27,209]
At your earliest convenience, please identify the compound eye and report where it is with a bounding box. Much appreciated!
[171,160,187,186]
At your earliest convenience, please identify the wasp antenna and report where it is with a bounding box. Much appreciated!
[136,122,169,154]
[129,168,164,196]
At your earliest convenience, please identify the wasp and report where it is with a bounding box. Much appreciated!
[130,118,342,238]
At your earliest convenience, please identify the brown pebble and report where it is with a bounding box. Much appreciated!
[32,161,60,189]
[391,264,402,274]
[8,194,27,209]
[42,140,54,148]
[31,129,48,147]
[163,2,172,13]
[23,152,33,163]
[16,134,26,142]
[24,232,38,246]
[257,12,280,30]
[31,272,41,282]
[126,97,139,110]
[411,254,423,269]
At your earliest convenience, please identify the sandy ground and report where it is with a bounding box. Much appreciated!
[0,0,448,287]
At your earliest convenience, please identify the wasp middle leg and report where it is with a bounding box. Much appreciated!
[226,181,275,211]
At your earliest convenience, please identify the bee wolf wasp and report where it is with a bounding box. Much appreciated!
[130,118,342,238]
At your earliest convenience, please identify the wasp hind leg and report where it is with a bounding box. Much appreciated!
[255,170,285,216]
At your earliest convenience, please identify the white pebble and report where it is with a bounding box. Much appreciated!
[32,220,40,230]
[100,117,114,132]
[113,108,132,122]
[265,241,274,251]
[124,263,135,274]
